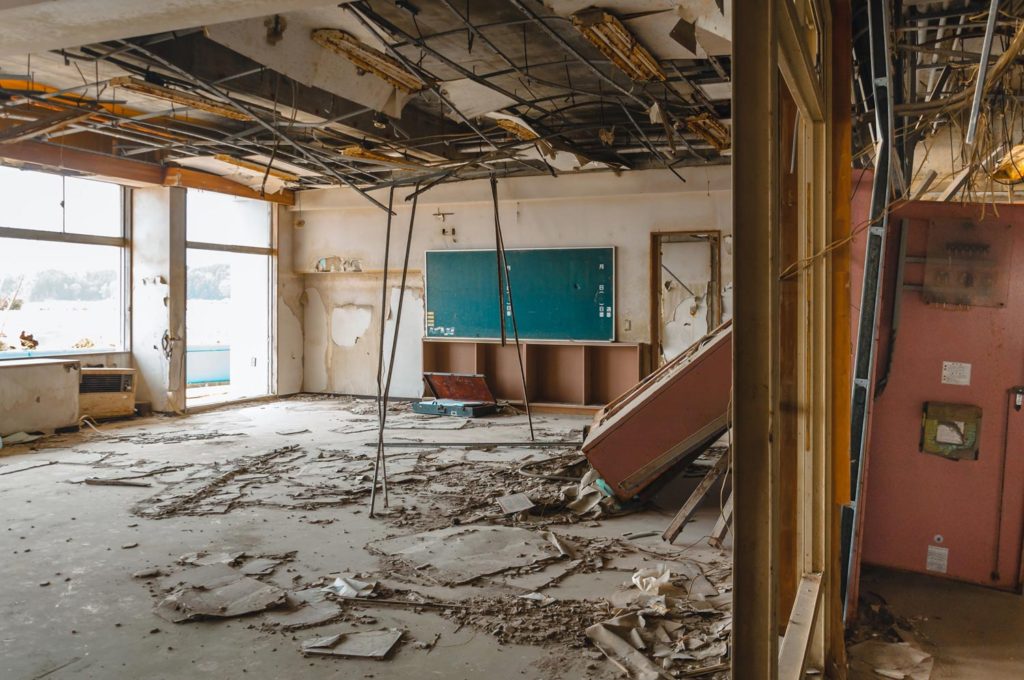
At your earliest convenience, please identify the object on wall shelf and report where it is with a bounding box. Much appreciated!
[422,338,646,413]
[922,220,1012,308]
[315,256,362,273]
[920,401,982,461]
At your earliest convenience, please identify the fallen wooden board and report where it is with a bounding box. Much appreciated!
[708,492,733,549]
[662,450,730,543]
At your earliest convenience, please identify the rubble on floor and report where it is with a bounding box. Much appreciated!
[6,396,734,678]
[846,591,933,680]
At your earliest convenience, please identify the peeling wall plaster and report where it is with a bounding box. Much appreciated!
[331,305,372,347]
[302,287,328,393]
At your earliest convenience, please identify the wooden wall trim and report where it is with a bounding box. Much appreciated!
[0,141,295,206]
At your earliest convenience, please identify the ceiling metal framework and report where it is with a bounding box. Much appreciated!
[851,0,1024,200]
[0,0,733,208]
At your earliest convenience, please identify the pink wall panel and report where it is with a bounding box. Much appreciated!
[853,192,1024,591]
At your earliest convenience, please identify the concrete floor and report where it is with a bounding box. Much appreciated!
[862,566,1024,679]
[0,396,731,680]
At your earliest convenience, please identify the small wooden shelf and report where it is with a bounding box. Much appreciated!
[422,338,647,412]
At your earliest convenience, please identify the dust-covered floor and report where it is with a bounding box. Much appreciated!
[0,396,733,680]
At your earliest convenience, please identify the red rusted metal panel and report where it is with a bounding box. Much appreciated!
[582,323,732,499]
[423,372,496,403]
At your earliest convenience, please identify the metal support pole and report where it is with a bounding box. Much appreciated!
[491,176,534,440]
[965,0,1001,145]
[369,187,420,516]
[369,187,396,517]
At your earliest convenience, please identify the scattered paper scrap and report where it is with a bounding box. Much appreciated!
[301,628,403,659]
[496,492,535,515]
[848,641,934,680]
[322,576,377,599]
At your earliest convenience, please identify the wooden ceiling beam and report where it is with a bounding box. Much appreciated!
[0,140,295,205]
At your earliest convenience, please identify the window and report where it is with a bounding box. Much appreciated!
[185,190,272,406]
[0,166,126,357]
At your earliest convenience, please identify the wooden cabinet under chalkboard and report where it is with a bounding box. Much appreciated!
[424,247,615,341]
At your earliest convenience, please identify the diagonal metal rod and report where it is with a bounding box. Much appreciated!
[353,1,605,164]
[618,101,687,182]
[965,0,1000,145]
[506,0,647,109]
[369,186,397,517]
[491,175,534,440]
[112,40,392,212]
[369,185,420,515]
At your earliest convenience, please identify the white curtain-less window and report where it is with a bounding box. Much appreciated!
[0,166,125,357]
[185,189,272,406]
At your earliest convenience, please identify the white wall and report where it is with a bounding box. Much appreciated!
[292,167,732,398]
[131,187,187,413]
[276,207,304,395]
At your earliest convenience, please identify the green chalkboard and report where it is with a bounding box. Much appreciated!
[425,247,615,341]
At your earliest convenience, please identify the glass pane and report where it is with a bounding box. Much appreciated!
[0,166,63,232]
[0,238,124,356]
[0,166,122,236]
[64,176,123,237]
[186,189,271,248]
[186,248,270,405]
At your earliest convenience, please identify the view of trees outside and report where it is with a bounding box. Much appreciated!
[0,167,124,355]
[0,239,124,354]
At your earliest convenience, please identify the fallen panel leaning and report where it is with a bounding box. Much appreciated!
[582,322,732,499]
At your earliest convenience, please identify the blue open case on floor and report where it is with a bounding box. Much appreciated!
[412,372,499,418]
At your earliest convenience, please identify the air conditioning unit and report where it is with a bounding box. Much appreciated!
[79,367,137,420]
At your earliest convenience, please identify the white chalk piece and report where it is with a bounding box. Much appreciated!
[926,544,949,574]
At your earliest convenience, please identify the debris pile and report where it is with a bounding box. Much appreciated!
[443,595,611,647]
[586,563,732,678]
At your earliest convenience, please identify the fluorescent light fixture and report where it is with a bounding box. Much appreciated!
[571,8,666,82]
[685,113,730,151]
[341,146,421,168]
[494,118,539,141]
[213,154,301,182]
[312,29,427,94]
[108,76,251,121]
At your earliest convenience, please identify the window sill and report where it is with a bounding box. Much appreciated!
[0,348,129,362]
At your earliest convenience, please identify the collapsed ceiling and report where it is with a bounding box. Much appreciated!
[0,0,733,208]
[852,0,1024,201]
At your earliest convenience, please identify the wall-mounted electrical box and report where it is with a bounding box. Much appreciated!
[920,401,982,461]
[922,220,1013,309]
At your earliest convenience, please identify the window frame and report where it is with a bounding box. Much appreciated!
[0,172,131,360]
[183,188,277,405]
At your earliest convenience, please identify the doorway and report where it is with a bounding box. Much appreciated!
[184,190,273,407]
[650,231,722,366]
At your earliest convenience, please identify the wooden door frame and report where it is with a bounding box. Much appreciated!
[733,0,841,678]
[649,230,723,367]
